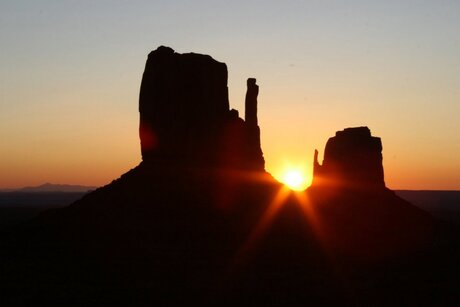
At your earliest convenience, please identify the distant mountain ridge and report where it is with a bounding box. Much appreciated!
[12,183,97,193]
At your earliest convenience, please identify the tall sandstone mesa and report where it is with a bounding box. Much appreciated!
[139,46,264,171]
[312,126,385,189]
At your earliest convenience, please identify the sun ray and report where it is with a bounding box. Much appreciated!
[231,185,291,269]
[293,191,325,243]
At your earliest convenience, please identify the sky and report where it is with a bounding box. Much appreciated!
[1,0,460,190]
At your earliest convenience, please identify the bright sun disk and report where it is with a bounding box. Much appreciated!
[281,169,308,191]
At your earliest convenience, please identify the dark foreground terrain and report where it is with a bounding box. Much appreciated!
[396,190,460,225]
[1,179,459,306]
[1,190,458,229]
[0,192,88,229]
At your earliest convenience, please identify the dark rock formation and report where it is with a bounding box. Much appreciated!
[312,126,385,189]
[245,78,258,126]
[309,127,434,261]
[139,46,264,170]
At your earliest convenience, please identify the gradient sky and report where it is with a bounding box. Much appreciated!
[1,0,459,190]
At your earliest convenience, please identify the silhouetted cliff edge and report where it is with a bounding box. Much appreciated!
[1,47,458,306]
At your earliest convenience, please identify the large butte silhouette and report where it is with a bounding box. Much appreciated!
[1,47,458,306]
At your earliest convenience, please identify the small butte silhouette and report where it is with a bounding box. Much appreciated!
[1,47,458,306]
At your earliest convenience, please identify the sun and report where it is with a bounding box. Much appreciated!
[280,168,309,191]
